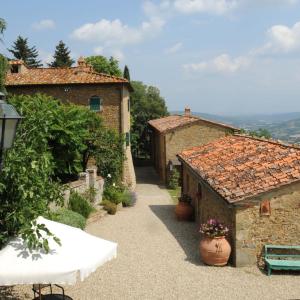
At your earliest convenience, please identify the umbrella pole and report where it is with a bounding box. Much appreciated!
[39,284,42,300]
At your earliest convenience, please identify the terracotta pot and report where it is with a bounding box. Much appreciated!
[175,202,194,221]
[199,236,231,266]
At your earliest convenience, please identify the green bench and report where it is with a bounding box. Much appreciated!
[264,245,300,276]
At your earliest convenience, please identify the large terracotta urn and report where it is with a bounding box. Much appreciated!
[199,236,231,266]
[175,201,194,221]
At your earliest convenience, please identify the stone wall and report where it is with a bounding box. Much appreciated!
[8,83,137,189]
[235,181,300,267]
[165,122,233,165]
[7,84,122,132]
[182,164,236,261]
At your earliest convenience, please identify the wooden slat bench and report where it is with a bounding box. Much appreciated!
[264,245,300,276]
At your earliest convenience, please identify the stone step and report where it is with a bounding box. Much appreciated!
[86,209,108,225]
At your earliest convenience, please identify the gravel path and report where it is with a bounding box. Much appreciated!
[5,167,300,300]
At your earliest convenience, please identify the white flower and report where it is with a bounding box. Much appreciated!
[107,174,111,178]
[112,183,116,187]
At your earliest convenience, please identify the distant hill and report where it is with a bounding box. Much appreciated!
[171,111,300,143]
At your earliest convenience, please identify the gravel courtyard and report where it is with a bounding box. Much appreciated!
[4,167,300,300]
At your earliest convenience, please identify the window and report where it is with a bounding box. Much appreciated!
[126,132,130,147]
[89,96,102,112]
[11,65,19,73]
[260,200,271,216]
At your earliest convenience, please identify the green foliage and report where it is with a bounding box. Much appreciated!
[130,81,169,158]
[8,35,42,67]
[92,129,124,184]
[48,40,74,67]
[85,55,122,77]
[241,128,272,139]
[123,65,130,81]
[101,200,117,215]
[50,208,86,229]
[0,18,6,42]
[0,54,8,93]
[68,191,94,218]
[121,190,133,207]
[168,169,180,190]
[0,95,64,250]
[103,185,123,204]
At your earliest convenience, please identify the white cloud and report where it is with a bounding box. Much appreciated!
[174,0,237,15]
[32,19,55,31]
[183,54,250,73]
[71,17,165,47]
[93,46,104,55]
[39,49,53,66]
[252,21,300,55]
[165,42,183,54]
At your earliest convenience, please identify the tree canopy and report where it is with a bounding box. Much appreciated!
[0,18,6,42]
[48,40,74,68]
[130,81,169,158]
[8,35,42,67]
[85,55,122,77]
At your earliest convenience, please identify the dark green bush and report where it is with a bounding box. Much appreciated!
[50,209,86,229]
[168,169,180,190]
[101,200,117,215]
[68,191,94,218]
[121,190,133,207]
[103,185,123,204]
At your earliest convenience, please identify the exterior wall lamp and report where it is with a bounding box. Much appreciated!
[0,92,22,170]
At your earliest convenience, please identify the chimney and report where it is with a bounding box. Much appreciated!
[76,56,92,73]
[184,107,191,116]
[8,60,28,74]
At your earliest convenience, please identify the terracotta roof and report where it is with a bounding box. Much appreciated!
[148,115,238,133]
[178,135,300,203]
[5,59,129,86]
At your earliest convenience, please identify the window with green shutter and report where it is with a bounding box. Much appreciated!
[89,96,102,112]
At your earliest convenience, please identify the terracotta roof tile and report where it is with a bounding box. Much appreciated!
[5,59,128,86]
[178,135,300,203]
[148,115,238,132]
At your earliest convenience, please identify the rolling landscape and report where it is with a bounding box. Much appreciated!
[173,111,300,144]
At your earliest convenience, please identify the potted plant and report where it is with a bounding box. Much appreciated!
[199,219,231,266]
[175,194,194,221]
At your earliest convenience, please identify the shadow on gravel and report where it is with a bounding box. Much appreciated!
[135,167,163,185]
[150,204,204,266]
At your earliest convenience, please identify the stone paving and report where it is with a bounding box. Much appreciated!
[5,167,300,300]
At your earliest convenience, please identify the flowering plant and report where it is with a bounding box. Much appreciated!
[199,219,229,238]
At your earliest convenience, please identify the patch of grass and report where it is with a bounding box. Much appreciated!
[167,187,181,204]
[50,209,86,229]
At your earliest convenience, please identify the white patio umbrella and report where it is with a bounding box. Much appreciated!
[0,216,117,286]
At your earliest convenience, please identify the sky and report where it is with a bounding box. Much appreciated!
[2,0,300,115]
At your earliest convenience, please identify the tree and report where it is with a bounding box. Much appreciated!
[130,81,169,158]
[85,55,122,76]
[123,65,130,81]
[0,18,7,93]
[8,36,42,67]
[0,18,6,42]
[48,40,74,67]
[241,128,272,139]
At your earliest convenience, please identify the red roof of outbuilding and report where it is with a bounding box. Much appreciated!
[178,135,300,203]
[148,115,237,133]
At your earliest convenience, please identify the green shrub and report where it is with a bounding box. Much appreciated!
[168,169,179,190]
[121,190,133,207]
[101,200,117,215]
[68,191,94,218]
[103,185,123,204]
[50,209,86,229]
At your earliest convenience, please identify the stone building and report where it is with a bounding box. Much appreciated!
[148,108,238,183]
[5,58,136,189]
[177,135,300,267]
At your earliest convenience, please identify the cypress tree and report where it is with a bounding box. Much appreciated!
[8,36,42,67]
[123,65,130,81]
[48,40,74,67]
